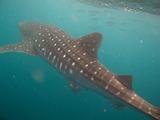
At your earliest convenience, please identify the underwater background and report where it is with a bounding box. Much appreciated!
[0,0,160,120]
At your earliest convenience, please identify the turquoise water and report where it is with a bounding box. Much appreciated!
[0,0,160,120]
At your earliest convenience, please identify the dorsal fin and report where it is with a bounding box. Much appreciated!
[117,75,132,89]
[75,32,102,58]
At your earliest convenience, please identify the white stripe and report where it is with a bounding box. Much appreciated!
[52,56,56,63]
[59,62,63,70]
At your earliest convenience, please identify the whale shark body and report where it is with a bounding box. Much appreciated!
[0,23,160,120]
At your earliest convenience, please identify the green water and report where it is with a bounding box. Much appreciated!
[0,0,160,120]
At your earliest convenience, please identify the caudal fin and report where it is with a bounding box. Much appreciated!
[0,41,37,55]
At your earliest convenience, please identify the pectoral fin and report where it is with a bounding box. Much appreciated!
[69,82,80,92]
[67,78,80,93]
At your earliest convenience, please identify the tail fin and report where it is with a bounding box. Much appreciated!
[0,41,37,55]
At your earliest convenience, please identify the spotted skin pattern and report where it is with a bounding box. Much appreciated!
[0,23,159,120]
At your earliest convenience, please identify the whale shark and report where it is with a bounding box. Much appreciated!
[0,23,160,120]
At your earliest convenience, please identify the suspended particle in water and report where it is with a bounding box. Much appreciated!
[70,14,79,22]
[32,69,45,83]
[12,74,16,79]
[103,108,107,112]
[140,39,144,44]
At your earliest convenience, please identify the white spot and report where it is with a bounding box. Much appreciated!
[54,43,57,46]
[62,43,65,46]
[68,49,71,52]
[52,38,54,41]
[91,77,94,81]
[62,35,65,38]
[55,36,58,38]
[69,69,73,74]
[67,39,70,42]
[105,86,108,90]
[73,45,76,48]
[85,64,88,67]
[134,94,137,97]
[98,67,102,70]
[83,52,86,55]
[148,111,152,114]
[42,39,45,42]
[38,33,42,35]
[72,62,75,66]
[112,75,116,79]
[57,48,60,51]
[42,48,45,51]
[58,39,61,42]
[49,52,52,56]
[94,71,97,75]
[116,92,120,96]
[128,100,132,103]
[77,57,80,60]
[80,69,83,74]
[38,44,41,47]
[121,87,124,90]
[90,61,93,64]
[48,33,51,36]
[63,54,66,58]
[92,48,95,51]
[131,97,135,100]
